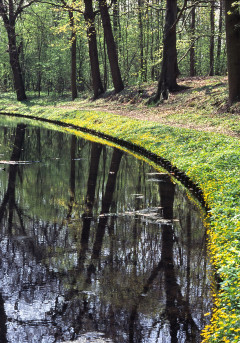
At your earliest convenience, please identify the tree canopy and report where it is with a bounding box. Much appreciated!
[0,0,238,104]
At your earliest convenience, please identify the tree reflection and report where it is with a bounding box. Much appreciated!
[0,122,211,343]
[0,124,26,229]
[87,148,123,278]
[0,293,7,343]
[0,124,26,343]
[67,135,77,220]
[160,175,198,342]
[79,142,103,269]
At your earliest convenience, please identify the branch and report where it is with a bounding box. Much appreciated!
[170,0,188,32]
[15,0,39,19]
[0,1,9,25]
[178,34,214,64]
[39,0,84,14]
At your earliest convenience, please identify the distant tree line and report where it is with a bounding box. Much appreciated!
[0,0,239,104]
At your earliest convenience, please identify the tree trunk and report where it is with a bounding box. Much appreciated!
[209,1,215,76]
[225,0,240,104]
[190,2,196,76]
[112,0,119,51]
[138,0,145,82]
[216,0,223,75]
[98,0,124,93]
[149,0,179,103]
[69,6,78,100]
[0,1,27,101]
[6,24,27,101]
[84,0,104,99]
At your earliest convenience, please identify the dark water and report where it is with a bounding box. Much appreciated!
[0,119,212,343]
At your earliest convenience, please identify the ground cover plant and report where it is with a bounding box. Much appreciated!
[0,77,240,342]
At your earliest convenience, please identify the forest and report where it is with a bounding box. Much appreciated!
[0,0,240,105]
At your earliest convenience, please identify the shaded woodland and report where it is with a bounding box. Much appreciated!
[0,0,239,103]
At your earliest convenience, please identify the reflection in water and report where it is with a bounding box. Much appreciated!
[0,119,212,343]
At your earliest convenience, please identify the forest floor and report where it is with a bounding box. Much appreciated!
[55,75,240,138]
[1,76,239,138]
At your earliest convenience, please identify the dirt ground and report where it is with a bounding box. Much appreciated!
[58,76,239,138]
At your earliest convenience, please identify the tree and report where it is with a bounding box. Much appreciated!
[98,0,124,93]
[225,0,240,104]
[149,0,181,104]
[190,1,196,76]
[0,0,230,98]
[68,1,78,100]
[209,0,215,76]
[84,0,104,98]
[138,0,146,82]
[0,0,37,100]
[216,0,224,75]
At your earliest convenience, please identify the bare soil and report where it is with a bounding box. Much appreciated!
[58,76,240,138]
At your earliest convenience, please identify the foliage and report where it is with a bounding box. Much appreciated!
[0,0,227,95]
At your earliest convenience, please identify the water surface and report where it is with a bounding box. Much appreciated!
[0,119,212,343]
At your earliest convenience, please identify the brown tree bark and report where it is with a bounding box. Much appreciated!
[209,0,215,76]
[98,0,124,93]
[112,0,119,50]
[138,0,145,82]
[69,4,78,100]
[225,0,240,104]
[190,2,196,77]
[0,0,31,100]
[149,0,179,104]
[216,0,223,75]
[8,27,27,101]
[84,0,104,99]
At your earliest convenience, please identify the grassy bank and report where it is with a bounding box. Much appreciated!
[0,77,240,342]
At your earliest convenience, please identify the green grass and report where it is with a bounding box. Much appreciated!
[0,76,240,137]
[0,80,240,342]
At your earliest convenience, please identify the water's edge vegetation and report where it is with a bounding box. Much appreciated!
[0,106,239,343]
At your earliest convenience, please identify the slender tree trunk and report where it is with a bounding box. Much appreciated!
[69,5,77,100]
[225,0,240,104]
[98,0,124,93]
[138,0,145,82]
[190,2,196,76]
[209,1,215,76]
[36,37,42,97]
[149,0,179,104]
[150,4,155,80]
[112,0,119,51]
[216,0,223,75]
[84,0,104,99]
